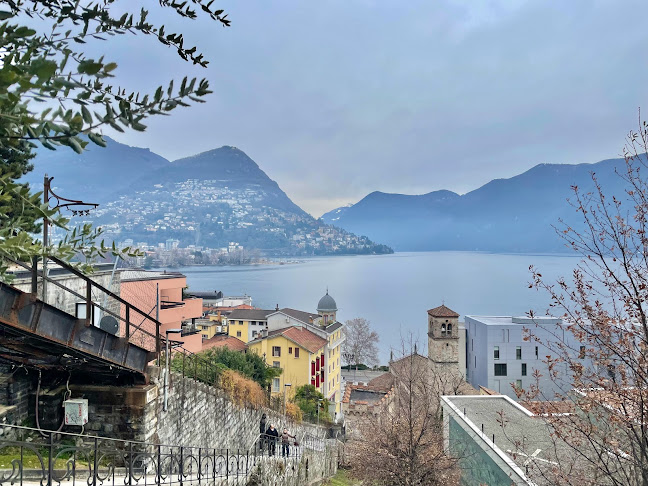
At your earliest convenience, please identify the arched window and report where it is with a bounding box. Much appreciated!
[447,323,453,335]
[441,323,446,336]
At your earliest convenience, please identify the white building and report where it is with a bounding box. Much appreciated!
[465,315,585,400]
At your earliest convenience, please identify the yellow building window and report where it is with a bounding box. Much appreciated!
[295,348,300,358]
[272,346,281,357]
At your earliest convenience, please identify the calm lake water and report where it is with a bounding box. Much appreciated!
[173,251,581,363]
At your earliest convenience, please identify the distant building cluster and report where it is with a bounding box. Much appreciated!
[89,179,390,256]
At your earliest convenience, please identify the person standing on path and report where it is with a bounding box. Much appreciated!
[281,428,296,458]
[266,424,279,456]
[259,413,267,451]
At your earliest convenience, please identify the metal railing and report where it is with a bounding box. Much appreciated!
[0,424,322,486]
[8,256,165,356]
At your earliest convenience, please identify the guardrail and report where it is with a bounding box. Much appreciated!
[8,256,165,357]
[0,424,318,486]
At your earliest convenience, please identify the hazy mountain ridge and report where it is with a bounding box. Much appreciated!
[321,158,629,253]
[24,139,392,255]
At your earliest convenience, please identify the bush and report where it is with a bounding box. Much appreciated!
[218,369,266,408]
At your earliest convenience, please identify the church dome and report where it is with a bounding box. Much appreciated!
[317,291,337,312]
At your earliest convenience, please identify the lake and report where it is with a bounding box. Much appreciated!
[173,251,581,363]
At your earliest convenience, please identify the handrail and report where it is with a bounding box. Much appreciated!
[7,256,164,355]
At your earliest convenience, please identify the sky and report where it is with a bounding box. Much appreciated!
[97,0,648,217]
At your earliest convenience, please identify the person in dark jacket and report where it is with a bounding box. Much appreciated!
[280,428,296,458]
[259,413,267,451]
[265,424,279,456]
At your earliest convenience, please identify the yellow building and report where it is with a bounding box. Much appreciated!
[225,309,273,342]
[195,318,221,339]
[247,325,328,398]
[248,291,346,419]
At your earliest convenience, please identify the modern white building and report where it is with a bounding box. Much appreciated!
[465,315,585,400]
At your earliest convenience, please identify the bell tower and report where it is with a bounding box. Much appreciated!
[427,304,459,369]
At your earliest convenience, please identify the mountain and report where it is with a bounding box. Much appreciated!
[321,158,630,253]
[23,137,170,203]
[24,140,392,255]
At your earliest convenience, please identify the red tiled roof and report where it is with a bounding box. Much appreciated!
[272,326,327,353]
[367,372,395,392]
[202,335,247,352]
[427,304,459,317]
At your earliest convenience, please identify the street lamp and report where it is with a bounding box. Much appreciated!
[283,383,292,421]
[163,328,183,411]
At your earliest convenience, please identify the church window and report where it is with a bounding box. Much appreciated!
[447,323,453,335]
[441,324,446,336]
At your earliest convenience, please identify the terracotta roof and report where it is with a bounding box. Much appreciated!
[201,335,247,352]
[255,326,327,353]
[427,304,459,318]
[521,400,575,415]
[479,385,501,396]
[367,372,395,391]
[227,309,274,321]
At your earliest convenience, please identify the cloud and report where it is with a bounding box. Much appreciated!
[102,0,648,215]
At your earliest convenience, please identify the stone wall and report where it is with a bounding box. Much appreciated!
[152,368,326,450]
[0,365,32,425]
[67,368,326,450]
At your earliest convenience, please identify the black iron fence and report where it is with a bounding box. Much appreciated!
[0,424,322,486]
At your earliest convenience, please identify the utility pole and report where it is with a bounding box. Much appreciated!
[41,175,98,304]
[42,175,50,303]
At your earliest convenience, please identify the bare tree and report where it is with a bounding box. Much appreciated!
[347,346,460,485]
[342,317,379,371]
[524,118,648,486]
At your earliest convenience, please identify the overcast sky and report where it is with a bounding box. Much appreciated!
[104,0,648,217]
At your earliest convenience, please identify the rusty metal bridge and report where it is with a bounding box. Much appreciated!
[0,257,166,382]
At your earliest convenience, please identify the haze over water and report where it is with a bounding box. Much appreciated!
[174,251,580,363]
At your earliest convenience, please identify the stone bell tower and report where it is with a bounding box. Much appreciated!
[427,304,460,372]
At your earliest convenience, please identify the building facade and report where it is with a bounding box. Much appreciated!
[247,292,345,418]
[225,308,273,342]
[465,315,585,400]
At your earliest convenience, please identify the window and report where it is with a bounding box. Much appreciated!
[522,363,527,376]
[579,346,586,359]
[471,339,473,351]
[535,346,539,359]
[474,356,476,368]
[239,320,243,325]
[272,346,281,357]
[273,361,280,368]
[441,324,446,336]
[515,380,522,390]
[236,331,242,337]
[272,378,280,393]
[494,364,507,376]
[252,331,257,338]
[494,346,500,360]
[295,348,300,358]
[250,321,256,326]
[288,347,292,354]
[447,323,453,335]
[516,346,522,360]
